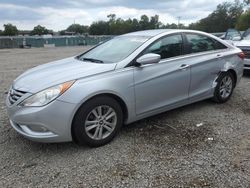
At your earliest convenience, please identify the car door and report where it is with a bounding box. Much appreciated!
[133,34,191,115]
[183,33,228,101]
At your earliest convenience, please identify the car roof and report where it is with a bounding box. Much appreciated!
[122,29,175,37]
[121,29,204,38]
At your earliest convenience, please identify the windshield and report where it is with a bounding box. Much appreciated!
[225,29,242,40]
[78,36,150,63]
[244,35,250,40]
[244,33,250,40]
[243,28,250,39]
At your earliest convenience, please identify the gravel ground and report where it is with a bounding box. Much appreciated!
[0,47,249,187]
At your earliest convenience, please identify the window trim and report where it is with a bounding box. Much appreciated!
[128,32,186,67]
[128,32,229,68]
[160,48,229,64]
[142,33,185,59]
[182,32,228,55]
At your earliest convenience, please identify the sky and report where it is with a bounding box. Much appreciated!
[0,0,235,31]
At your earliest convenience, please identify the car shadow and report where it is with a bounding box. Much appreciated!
[243,70,250,78]
[15,99,215,155]
[124,99,214,129]
[8,93,227,162]
[122,99,217,150]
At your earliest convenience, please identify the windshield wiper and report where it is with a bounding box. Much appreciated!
[81,58,104,64]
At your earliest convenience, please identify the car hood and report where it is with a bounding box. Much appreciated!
[13,57,117,93]
[235,39,250,47]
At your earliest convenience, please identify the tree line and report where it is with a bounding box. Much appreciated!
[0,0,249,36]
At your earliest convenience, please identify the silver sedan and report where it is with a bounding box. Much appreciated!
[6,29,244,147]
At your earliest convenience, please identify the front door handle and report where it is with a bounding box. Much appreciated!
[179,64,190,70]
[217,54,223,58]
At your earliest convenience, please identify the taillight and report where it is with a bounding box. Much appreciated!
[238,52,245,60]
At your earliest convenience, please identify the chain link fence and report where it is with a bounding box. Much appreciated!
[0,35,113,49]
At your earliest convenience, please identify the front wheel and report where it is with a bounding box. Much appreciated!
[72,96,123,147]
[212,72,235,103]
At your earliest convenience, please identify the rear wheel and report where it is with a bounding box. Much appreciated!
[72,96,123,147]
[212,72,235,103]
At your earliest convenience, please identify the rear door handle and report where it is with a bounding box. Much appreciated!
[179,64,190,70]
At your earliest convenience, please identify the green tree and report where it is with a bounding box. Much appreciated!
[108,14,117,34]
[110,18,125,35]
[89,13,164,35]
[189,0,244,32]
[131,18,140,31]
[89,21,110,35]
[228,0,245,27]
[107,14,116,23]
[88,13,186,35]
[178,23,187,29]
[161,23,185,29]
[3,24,18,36]
[108,14,132,34]
[149,15,161,29]
[0,30,3,36]
[236,9,250,30]
[59,30,66,35]
[31,25,49,35]
[139,15,150,30]
[66,24,88,34]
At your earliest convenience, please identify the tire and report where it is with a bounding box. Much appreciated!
[72,96,123,147]
[212,72,235,103]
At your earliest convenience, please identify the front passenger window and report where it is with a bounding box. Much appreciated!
[144,34,183,59]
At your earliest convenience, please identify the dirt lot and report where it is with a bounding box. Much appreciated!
[0,47,249,187]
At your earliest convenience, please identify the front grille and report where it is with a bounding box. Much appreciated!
[243,50,250,59]
[9,88,27,105]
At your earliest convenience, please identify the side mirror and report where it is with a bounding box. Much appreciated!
[136,53,161,66]
[232,36,241,41]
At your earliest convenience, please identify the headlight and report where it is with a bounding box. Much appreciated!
[20,80,75,107]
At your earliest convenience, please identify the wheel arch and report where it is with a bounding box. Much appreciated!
[218,69,237,88]
[227,69,237,87]
[71,92,129,142]
[88,93,129,122]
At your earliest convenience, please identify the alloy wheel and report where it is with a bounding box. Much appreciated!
[219,75,233,99]
[84,105,117,140]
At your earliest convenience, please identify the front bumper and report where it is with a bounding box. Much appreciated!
[6,97,77,143]
[244,58,250,70]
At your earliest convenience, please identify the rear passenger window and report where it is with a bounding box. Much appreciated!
[213,40,228,50]
[185,34,227,54]
[144,34,183,59]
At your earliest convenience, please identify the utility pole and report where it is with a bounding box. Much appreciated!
[177,16,181,28]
